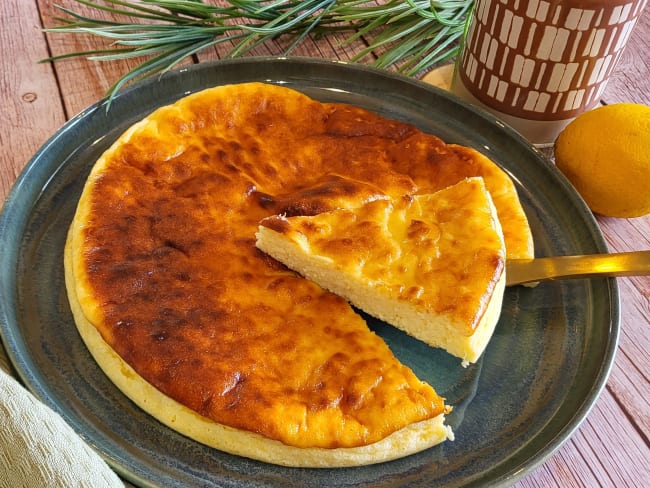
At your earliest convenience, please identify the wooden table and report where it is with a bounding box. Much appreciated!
[2,1,648,486]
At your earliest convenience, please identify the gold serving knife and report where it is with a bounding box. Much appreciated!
[506,250,650,286]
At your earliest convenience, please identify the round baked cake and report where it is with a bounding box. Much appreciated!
[65,82,533,467]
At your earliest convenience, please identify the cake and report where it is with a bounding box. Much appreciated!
[64,82,532,466]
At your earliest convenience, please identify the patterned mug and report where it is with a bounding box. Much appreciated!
[451,0,648,146]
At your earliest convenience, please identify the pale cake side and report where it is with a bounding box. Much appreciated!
[256,177,506,364]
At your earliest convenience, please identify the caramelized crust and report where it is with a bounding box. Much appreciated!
[67,82,530,453]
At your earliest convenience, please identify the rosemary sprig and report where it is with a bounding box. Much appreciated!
[45,0,473,100]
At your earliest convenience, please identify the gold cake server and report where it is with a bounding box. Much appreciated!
[506,250,650,286]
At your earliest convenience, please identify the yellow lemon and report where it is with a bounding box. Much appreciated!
[554,103,650,218]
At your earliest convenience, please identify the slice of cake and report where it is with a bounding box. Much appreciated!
[256,177,506,364]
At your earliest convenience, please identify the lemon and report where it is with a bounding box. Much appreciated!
[554,103,650,218]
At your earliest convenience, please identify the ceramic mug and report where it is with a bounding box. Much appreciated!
[451,0,648,146]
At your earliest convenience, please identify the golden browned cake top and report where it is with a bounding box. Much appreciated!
[70,82,529,449]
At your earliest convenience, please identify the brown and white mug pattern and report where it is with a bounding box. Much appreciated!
[455,0,648,122]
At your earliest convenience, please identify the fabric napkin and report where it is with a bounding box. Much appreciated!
[0,346,124,488]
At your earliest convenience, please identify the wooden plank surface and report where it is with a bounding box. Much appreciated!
[600,5,650,105]
[39,1,156,116]
[2,1,649,487]
[0,0,66,203]
[591,7,650,478]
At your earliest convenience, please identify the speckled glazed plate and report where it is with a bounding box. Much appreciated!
[0,58,619,487]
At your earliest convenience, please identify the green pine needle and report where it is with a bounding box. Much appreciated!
[44,0,474,102]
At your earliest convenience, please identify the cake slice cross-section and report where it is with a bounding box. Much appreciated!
[256,177,506,364]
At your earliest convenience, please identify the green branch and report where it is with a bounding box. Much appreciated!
[44,0,474,101]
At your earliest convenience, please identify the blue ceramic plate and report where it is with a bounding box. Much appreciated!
[0,58,619,487]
